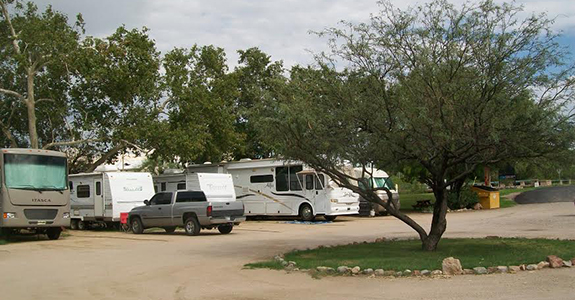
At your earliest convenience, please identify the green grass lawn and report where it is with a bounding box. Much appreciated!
[246,238,575,271]
[399,193,435,212]
[399,186,554,211]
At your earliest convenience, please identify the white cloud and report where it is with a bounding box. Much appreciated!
[33,0,575,68]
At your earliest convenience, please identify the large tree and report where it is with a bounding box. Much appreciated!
[0,1,162,172]
[0,0,82,149]
[256,0,575,250]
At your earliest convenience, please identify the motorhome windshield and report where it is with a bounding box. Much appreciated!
[373,177,394,190]
[4,154,67,190]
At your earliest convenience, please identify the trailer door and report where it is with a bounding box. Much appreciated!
[94,179,104,217]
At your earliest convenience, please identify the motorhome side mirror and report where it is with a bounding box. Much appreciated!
[144,200,150,206]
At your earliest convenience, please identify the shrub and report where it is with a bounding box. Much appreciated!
[447,187,479,210]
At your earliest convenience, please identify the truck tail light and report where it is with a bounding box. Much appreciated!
[207,205,212,217]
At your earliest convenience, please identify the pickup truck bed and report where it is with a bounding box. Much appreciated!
[128,190,245,235]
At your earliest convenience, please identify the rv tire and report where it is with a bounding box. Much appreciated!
[218,224,233,234]
[299,204,315,222]
[164,227,176,233]
[70,220,79,230]
[46,227,62,240]
[131,217,144,234]
[184,217,201,236]
[77,221,86,230]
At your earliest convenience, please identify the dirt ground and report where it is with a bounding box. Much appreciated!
[1,202,574,300]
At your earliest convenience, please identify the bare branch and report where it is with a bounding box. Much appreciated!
[0,88,25,101]
[42,138,103,150]
[35,98,56,104]
[0,0,21,55]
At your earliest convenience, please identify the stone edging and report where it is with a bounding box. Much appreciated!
[273,254,575,278]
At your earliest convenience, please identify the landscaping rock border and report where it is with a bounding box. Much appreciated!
[275,253,575,278]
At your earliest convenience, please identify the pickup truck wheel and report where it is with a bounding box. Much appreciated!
[46,228,62,240]
[131,218,144,234]
[324,215,337,221]
[299,204,315,222]
[184,217,200,236]
[163,227,176,233]
[218,224,233,234]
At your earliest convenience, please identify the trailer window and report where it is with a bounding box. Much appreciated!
[95,182,101,196]
[77,185,90,198]
[176,191,207,202]
[315,175,325,190]
[177,182,186,190]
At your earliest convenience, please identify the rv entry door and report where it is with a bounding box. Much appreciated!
[94,180,104,217]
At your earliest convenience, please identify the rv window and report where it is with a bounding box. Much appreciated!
[69,181,73,190]
[176,191,207,203]
[315,175,325,190]
[95,181,101,196]
[289,165,303,191]
[177,182,186,190]
[275,167,289,191]
[305,175,314,190]
[77,185,90,198]
[250,175,273,183]
[161,182,166,191]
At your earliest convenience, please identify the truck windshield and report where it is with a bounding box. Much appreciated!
[4,154,67,190]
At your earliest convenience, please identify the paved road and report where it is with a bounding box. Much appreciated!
[515,186,575,204]
[1,202,574,300]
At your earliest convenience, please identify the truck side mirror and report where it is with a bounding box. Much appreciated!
[144,200,150,206]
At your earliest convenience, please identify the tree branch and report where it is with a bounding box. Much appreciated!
[84,143,125,173]
[0,0,21,55]
[42,138,103,150]
[0,88,25,101]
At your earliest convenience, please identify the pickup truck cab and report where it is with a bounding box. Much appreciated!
[128,190,245,235]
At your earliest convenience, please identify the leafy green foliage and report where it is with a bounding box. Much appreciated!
[254,0,575,250]
[447,187,479,210]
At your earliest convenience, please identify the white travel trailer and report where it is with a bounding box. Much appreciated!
[152,172,237,203]
[184,159,360,221]
[354,168,400,216]
[69,172,155,229]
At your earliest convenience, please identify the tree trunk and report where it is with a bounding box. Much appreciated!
[422,187,448,251]
[26,68,39,149]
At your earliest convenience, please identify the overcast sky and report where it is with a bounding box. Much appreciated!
[33,0,575,68]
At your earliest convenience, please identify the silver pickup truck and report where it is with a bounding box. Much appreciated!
[128,190,245,235]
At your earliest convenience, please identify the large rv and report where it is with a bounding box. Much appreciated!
[181,159,360,221]
[354,168,400,216]
[69,172,155,229]
[0,148,70,239]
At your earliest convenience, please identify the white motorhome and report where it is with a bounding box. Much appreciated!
[153,172,237,203]
[69,172,155,229]
[354,168,400,216]
[182,159,360,221]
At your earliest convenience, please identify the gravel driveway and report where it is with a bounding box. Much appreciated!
[0,202,574,300]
